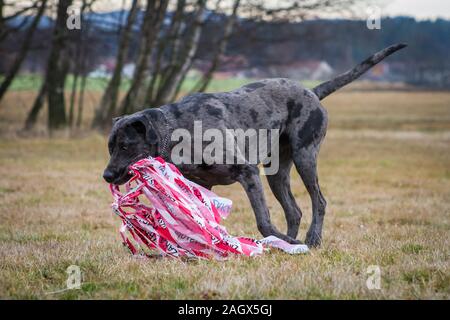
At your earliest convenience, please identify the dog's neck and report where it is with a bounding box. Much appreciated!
[154,108,175,160]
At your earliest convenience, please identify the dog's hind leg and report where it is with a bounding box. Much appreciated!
[289,103,328,247]
[237,165,302,244]
[292,146,327,247]
[265,146,303,239]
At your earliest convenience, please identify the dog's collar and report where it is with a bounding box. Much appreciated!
[157,109,173,160]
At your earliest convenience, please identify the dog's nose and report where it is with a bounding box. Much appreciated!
[103,169,116,183]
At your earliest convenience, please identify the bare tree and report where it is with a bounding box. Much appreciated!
[238,0,360,22]
[0,0,47,103]
[191,0,240,93]
[144,0,187,106]
[68,0,90,128]
[118,0,169,115]
[0,1,4,34]
[46,0,73,131]
[75,67,86,128]
[23,80,47,131]
[153,0,206,105]
[22,0,73,131]
[0,0,41,42]
[75,0,98,129]
[91,0,140,130]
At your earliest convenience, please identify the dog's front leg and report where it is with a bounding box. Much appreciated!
[238,166,302,244]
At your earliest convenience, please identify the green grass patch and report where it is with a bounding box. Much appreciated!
[2,74,318,93]
[403,269,432,285]
[401,243,425,254]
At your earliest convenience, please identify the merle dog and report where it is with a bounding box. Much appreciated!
[103,44,406,247]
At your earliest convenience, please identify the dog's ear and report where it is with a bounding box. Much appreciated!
[112,116,123,125]
[128,116,158,145]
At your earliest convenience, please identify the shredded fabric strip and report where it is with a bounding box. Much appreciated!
[110,156,309,259]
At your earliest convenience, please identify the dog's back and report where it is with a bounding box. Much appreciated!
[162,78,311,133]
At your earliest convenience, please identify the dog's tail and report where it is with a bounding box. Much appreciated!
[312,43,407,100]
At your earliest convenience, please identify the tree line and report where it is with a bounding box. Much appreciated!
[0,0,366,133]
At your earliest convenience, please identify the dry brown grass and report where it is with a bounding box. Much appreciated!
[0,89,449,299]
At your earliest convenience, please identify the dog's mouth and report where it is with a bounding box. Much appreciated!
[108,154,150,185]
[111,169,132,185]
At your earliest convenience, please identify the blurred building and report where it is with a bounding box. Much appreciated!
[264,60,334,80]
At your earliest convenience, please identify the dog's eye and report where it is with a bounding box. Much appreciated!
[120,145,128,151]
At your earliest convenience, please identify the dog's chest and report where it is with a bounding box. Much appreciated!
[176,164,237,189]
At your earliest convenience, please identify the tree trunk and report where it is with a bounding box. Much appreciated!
[145,0,186,105]
[75,2,91,130]
[155,0,206,105]
[47,0,73,131]
[68,71,79,127]
[68,0,90,129]
[76,73,86,128]
[0,0,3,32]
[192,0,240,93]
[0,1,38,42]
[118,0,169,115]
[0,0,47,104]
[24,81,47,131]
[91,0,140,130]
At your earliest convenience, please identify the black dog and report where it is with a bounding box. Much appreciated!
[104,44,406,247]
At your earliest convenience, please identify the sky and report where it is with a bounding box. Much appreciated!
[383,0,450,20]
[87,0,450,21]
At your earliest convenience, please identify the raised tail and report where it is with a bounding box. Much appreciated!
[313,43,407,100]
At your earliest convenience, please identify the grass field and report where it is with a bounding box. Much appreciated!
[0,80,449,299]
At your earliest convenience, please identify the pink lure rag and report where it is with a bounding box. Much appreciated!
[110,156,309,259]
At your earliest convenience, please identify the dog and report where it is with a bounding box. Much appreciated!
[103,44,406,247]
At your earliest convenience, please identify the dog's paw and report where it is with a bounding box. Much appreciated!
[276,232,302,244]
[286,237,303,245]
[276,232,303,245]
[305,232,322,248]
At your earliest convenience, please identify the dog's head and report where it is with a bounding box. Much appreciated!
[103,113,160,185]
